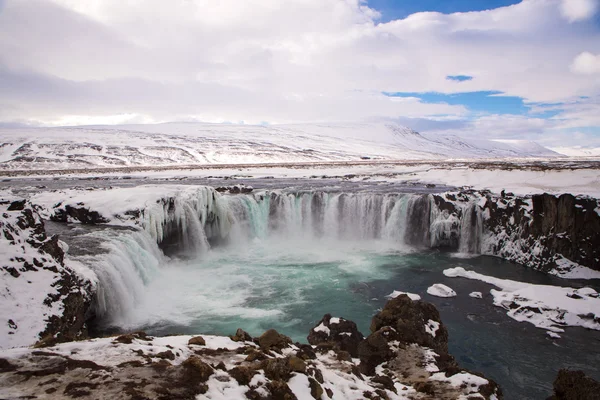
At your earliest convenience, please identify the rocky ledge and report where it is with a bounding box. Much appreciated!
[0,295,501,400]
[0,199,93,349]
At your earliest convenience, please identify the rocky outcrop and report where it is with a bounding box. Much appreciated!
[307,314,364,357]
[50,204,110,224]
[1,298,501,399]
[0,199,93,349]
[547,369,600,400]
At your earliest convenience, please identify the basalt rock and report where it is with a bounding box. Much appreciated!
[370,294,448,355]
[307,314,364,357]
[1,200,93,348]
[547,369,600,400]
[51,205,109,224]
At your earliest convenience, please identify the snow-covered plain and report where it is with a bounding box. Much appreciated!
[0,122,560,171]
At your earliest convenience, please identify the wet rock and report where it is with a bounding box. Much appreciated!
[258,329,292,352]
[307,314,364,357]
[188,336,206,346]
[548,369,600,400]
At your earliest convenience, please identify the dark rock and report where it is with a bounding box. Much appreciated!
[357,329,394,375]
[414,381,436,395]
[181,356,214,382]
[307,314,364,357]
[309,377,324,399]
[266,380,298,400]
[229,366,258,386]
[7,200,26,211]
[370,294,448,355]
[261,357,292,381]
[188,336,206,346]
[231,328,253,342]
[258,329,292,351]
[372,375,396,394]
[154,350,175,360]
[113,332,150,345]
[288,356,306,373]
[296,344,317,360]
[548,369,600,400]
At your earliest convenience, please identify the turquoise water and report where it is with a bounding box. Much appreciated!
[106,237,600,399]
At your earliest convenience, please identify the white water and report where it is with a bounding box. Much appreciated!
[81,188,487,327]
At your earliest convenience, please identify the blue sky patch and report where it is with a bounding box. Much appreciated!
[383,90,562,118]
[367,0,522,22]
[446,75,473,82]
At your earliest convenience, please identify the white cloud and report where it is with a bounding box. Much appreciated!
[0,0,598,146]
[571,52,600,74]
[560,0,598,22]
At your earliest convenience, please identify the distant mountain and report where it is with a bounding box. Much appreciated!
[0,122,559,170]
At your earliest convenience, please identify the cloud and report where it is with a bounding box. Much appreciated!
[0,0,599,146]
[571,52,600,74]
[560,0,598,22]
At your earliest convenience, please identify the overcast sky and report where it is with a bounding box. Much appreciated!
[0,0,599,146]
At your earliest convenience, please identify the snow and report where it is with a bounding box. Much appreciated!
[427,284,457,298]
[0,199,93,349]
[313,322,331,335]
[386,290,422,301]
[329,317,340,324]
[288,374,313,400]
[0,122,561,172]
[547,331,562,339]
[469,292,483,299]
[425,320,440,337]
[444,267,600,333]
[549,256,600,280]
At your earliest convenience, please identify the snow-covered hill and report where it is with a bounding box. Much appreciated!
[0,122,558,170]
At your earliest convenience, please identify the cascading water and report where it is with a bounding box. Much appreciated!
[56,185,600,400]
[82,187,494,331]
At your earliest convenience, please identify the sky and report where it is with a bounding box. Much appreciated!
[0,0,599,148]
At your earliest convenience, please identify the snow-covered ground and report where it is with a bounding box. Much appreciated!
[0,122,560,171]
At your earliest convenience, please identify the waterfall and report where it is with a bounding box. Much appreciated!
[459,203,484,253]
[82,230,164,324]
[81,186,492,328]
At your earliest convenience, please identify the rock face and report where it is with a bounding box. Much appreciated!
[430,191,600,275]
[547,369,600,400]
[0,199,93,349]
[0,299,502,400]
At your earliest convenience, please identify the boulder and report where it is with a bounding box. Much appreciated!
[258,329,292,352]
[370,294,448,355]
[307,314,364,357]
[188,336,206,346]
